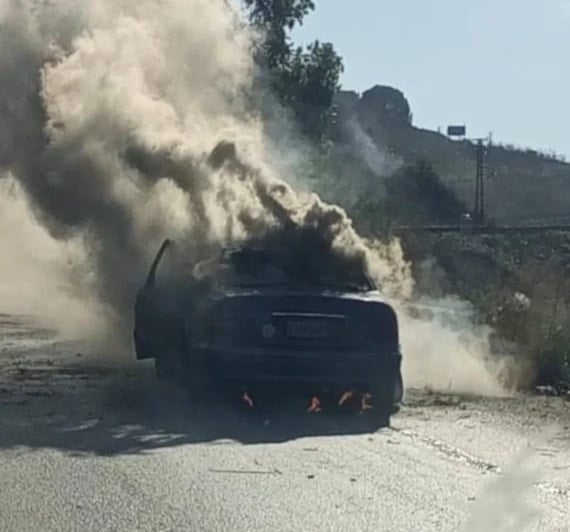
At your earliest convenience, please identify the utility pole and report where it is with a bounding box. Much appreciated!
[447,126,490,226]
[474,138,485,224]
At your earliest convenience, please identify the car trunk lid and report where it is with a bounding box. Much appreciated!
[204,291,398,351]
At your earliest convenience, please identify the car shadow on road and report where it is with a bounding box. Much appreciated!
[0,361,390,457]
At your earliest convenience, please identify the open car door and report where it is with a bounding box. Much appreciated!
[133,239,172,359]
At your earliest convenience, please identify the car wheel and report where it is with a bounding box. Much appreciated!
[375,406,391,428]
[368,380,396,428]
[185,371,212,404]
[154,354,170,381]
[182,353,215,405]
[154,346,187,385]
[392,372,404,414]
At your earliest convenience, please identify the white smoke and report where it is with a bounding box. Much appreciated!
[0,0,507,394]
[345,119,402,177]
[0,177,108,338]
[398,298,508,396]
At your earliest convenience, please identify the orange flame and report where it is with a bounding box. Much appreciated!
[242,390,254,408]
[307,396,322,413]
[360,393,374,411]
[338,390,354,406]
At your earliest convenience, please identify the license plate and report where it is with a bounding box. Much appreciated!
[286,320,327,339]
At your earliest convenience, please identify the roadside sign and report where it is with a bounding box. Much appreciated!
[447,125,466,137]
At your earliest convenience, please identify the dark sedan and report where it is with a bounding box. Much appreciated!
[134,240,403,424]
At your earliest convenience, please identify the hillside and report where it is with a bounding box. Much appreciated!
[306,85,570,391]
[334,85,570,224]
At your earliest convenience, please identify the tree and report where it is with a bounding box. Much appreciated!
[243,0,343,139]
[243,0,315,67]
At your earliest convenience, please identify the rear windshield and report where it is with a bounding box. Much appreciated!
[216,249,374,292]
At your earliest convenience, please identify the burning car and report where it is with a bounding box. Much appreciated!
[134,238,404,424]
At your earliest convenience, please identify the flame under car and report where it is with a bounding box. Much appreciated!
[134,240,404,425]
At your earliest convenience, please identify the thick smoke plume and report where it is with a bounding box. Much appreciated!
[0,0,507,394]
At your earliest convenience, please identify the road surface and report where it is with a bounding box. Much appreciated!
[0,315,568,531]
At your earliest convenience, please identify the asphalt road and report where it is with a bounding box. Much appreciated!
[0,315,568,531]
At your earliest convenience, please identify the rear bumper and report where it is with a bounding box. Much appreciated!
[198,345,402,386]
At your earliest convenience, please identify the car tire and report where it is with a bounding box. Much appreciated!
[392,372,404,414]
[154,350,181,384]
[154,356,168,381]
[369,378,397,427]
[155,349,211,405]
[185,371,212,404]
[182,351,215,405]
[375,407,391,428]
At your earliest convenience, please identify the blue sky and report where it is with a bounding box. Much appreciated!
[289,1,570,158]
